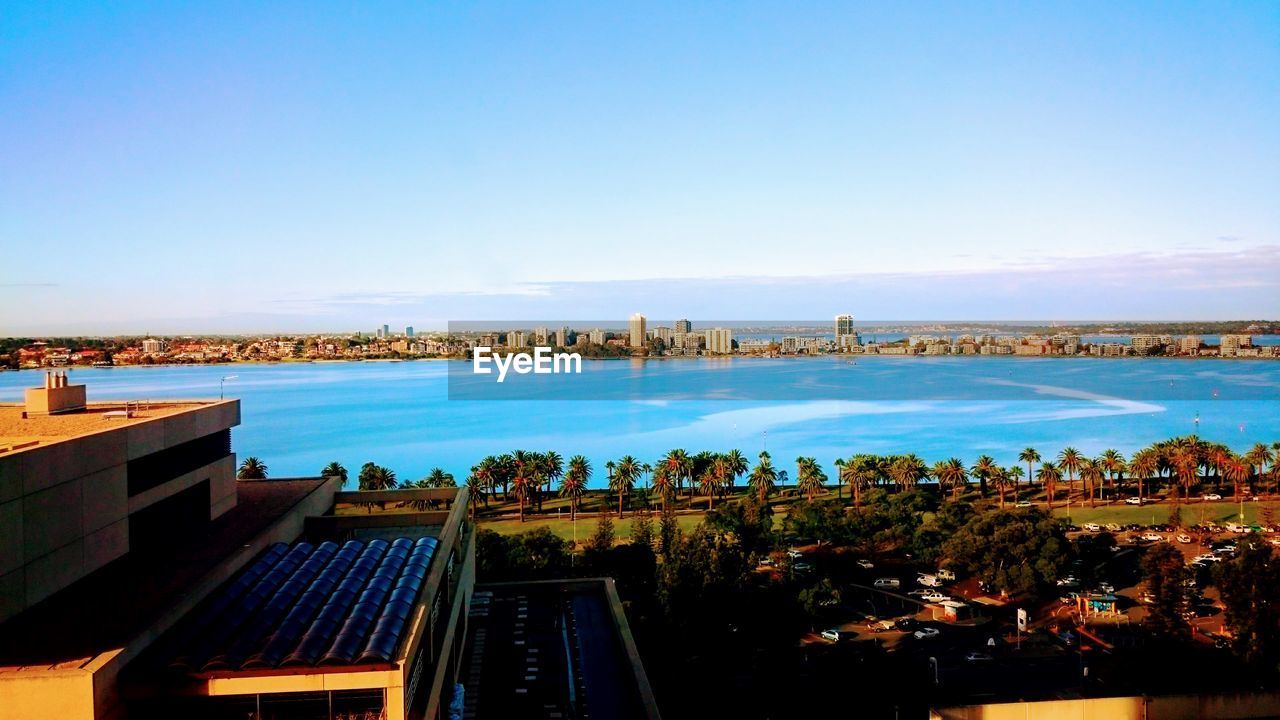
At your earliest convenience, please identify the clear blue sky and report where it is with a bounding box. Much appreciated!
[1,2,1277,333]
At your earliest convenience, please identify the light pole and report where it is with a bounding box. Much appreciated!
[220,375,238,400]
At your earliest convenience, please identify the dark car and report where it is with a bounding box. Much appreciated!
[895,617,920,631]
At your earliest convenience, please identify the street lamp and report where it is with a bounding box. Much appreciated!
[219,375,238,400]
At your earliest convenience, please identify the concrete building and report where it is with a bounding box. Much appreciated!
[405,326,414,338]
[141,338,168,354]
[629,314,647,347]
[673,319,691,334]
[705,327,733,355]
[1131,335,1168,355]
[1220,334,1254,357]
[1,378,240,622]
[588,329,606,346]
[1180,335,1202,355]
[555,326,569,347]
[651,326,674,344]
[0,383,478,720]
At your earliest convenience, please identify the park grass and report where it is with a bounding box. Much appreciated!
[477,511,705,541]
[1052,499,1280,527]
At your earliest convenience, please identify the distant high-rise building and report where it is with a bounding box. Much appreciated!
[629,313,647,347]
[589,329,606,345]
[674,319,692,334]
[705,327,733,354]
[382,324,390,338]
[534,327,550,345]
[835,314,860,349]
[555,327,569,347]
[405,326,414,338]
[652,326,674,344]
[141,338,168,354]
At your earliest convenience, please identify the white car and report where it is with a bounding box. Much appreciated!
[1098,582,1115,594]
[1125,497,1145,505]
[820,628,841,642]
[1141,533,1165,542]
[1226,524,1248,534]
[874,578,901,589]
[907,589,932,598]
[917,573,942,587]
[1193,554,1222,564]
[914,627,941,640]
[856,559,875,570]
[1083,523,1102,532]
[1014,501,1033,508]
[1177,534,1193,544]
[920,591,950,603]
[1203,494,1222,501]
[786,549,804,559]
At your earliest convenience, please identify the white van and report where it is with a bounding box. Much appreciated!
[917,573,941,587]
[937,568,957,582]
[874,578,901,589]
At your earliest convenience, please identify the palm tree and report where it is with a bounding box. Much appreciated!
[1245,443,1274,493]
[370,465,397,490]
[889,454,927,492]
[1007,465,1026,503]
[724,449,748,493]
[464,471,485,518]
[1223,455,1251,500]
[661,449,693,498]
[612,455,641,518]
[1079,459,1103,507]
[936,458,968,500]
[795,456,827,501]
[540,451,564,512]
[1168,446,1198,504]
[651,465,676,510]
[560,455,591,520]
[991,467,1011,509]
[971,455,999,502]
[321,461,348,488]
[512,459,535,522]
[749,451,779,504]
[1129,449,1159,503]
[469,458,495,507]
[1057,448,1082,500]
[238,456,268,480]
[422,467,456,487]
[699,457,726,510]
[1018,448,1040,493]
[1100,449,1126,500]
[1037,462,1062,508]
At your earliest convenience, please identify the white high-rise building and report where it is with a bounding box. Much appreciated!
[835,314,860,349]
[705,327,733,354]
[674,319,692,334]
[629,314,647,347]
[589,329,606,345]
[555,327,569,347]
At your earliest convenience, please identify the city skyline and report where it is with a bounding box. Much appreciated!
[2,3,1278,334]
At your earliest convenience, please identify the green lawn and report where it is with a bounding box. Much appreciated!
[476,511,704,541]
[1052,499,1280,526]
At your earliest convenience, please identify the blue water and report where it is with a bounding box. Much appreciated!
[2,359,1277,487]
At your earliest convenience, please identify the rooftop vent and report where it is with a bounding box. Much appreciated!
[24,371,87,415]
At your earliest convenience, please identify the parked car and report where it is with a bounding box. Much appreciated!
[1083,523,1102,532]
[1141,533,1165,542]
[1105,523,1122,532]
[1098,582,1115,594]
[820,628,841,642]
[1056,576,1080,588]
[1215,544,1238,554]
[894,617,919,631]
[1125,497,1145,505]
[793,561,814,573]
[907,589,932,598]
[914,627,941,640]
[964,651,994,663]
[856,559,875,570]
[937,568,957,582]
[874,578,901,589]
[920,591,950,603]
[1226,524,1248,534]
[1177,534,1193,544]
[867,618,896,633]
[786,549,804,559]
[917,573,942,587]
[1203,494,1222,501]
[1193,553,1222,564]
[1014,500,1033,508]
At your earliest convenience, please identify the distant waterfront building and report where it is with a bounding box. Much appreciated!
[737,338,772,355]
[1131,335,1167,355]
[835,314,861,349]
[555,326,569,347]
[588,328,606,345]
[1220,334,1253,357]
[141,338,168,354]
[629,313,647,347]
[405,326,414,338]
[651,326,674,344]
[705,327,733,355]
[1180,335,1202,355]
[533,326,550,345]
[382,324,390,338]
[506,331,527,348]
[674,318,692,334]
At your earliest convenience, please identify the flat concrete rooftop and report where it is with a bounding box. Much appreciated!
[0,401,223,453]
[0,479,330,674]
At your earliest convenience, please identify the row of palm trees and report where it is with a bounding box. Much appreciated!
[832,438,1279,509]
[305,435,1277,520]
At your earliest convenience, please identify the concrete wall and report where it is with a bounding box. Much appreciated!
[932,692,1280,720]
[0,401,239,623]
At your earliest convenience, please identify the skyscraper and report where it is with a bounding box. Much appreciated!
[629,313,647,347]
[835,314,860,349]
[674,318,692,334]
[405,326,414,338]
[706,327,733,354]
[382,324,390,338]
